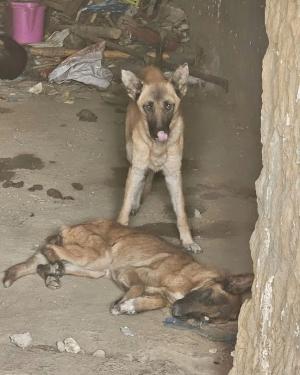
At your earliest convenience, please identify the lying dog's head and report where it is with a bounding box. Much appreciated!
[121,64,189,142]
[171,273,253,323]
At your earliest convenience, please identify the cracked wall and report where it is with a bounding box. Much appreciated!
[230,0,300,373]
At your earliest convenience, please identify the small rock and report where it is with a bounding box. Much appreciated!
[71,182,83,191]
[56,341,65,353]
[120,326,135,337]
[10,332,32,349]
[28,184,43,192]
[2,180,24,188]
[194,209,202,218]
[63,195,75,200]
[47,188,64,200]
[77,109,98,122]
[63,337,81,354]
[209,348,218,354]
[92,349,106,358]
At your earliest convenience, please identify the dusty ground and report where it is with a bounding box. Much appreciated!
[0,72,259,375]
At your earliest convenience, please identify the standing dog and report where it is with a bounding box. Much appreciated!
[118,64,201,252]
[3,219,253,323]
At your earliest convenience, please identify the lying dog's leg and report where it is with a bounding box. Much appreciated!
[164,172,201,253]
[111,284,145,315]
[118,166,146,224]
[111,293,167,315]
[3,252,48,288]
[37,262,64,289]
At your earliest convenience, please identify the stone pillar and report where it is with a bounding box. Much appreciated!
[230,0,300,374]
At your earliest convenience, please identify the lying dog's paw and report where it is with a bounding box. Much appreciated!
[110,299,136,315]
[45,275,61,290]
[183,241,202,253]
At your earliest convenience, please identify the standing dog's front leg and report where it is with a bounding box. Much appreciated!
[118,166,146,225]
[164,171,201,253]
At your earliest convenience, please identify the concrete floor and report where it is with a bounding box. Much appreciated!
[0,76,259,374]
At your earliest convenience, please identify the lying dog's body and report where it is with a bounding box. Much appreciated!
[3,220,252,322]
[118,64,201,253]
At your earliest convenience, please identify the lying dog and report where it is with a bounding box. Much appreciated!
[118,64,201,253]
[3,220,253,323]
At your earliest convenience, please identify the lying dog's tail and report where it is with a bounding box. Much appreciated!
[222,273,254,295]
[3,252,47,288]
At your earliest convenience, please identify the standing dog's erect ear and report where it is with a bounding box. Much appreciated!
[170,63,189,98]
[121,70,143,101]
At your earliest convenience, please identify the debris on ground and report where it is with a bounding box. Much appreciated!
[194,208,202,218]
[209,348,218,354]
[120,326,135,337]
[28,82,43,95]
[47,188,64,199]
[92,349,106,358]
[9,332,33,349]
[77,109,98,122]
[71,182,84,190]
[57,337,82,354]
[48,41,113,89]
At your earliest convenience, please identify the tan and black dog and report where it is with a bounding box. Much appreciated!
[3,219,253,323]
[118,64,201,252]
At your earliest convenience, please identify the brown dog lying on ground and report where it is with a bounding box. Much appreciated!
[3,220,253,323]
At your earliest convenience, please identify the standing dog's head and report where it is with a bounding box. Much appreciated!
[121,64,189,142]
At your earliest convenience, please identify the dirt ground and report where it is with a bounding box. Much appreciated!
[0,68,259,375]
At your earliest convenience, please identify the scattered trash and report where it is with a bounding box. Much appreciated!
[10,332,33,349]
[28,82,43,95]
[58,337,81,354]
[120,326,135,337]
[77,109,98,122]
[48,41,113,89]
[30,29,70,48]
[209,348,218,354]
[92,349,106,358]
[163,316,238,343]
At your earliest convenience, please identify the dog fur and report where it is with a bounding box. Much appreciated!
[118,64,201,253]
[3,219,253,323]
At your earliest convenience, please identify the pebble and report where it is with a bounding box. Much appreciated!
[194,208,202,218]
[92,349,106,358]
[10,332,32,349]
[209,348,218,354]
[56,341,65,353]
[120,326,135,337]
[61,337,81,354]
[76,109,98,122]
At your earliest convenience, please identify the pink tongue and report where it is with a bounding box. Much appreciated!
[157,131,168,142]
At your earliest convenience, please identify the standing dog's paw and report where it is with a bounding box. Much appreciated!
[45,275,61,289]
[110,299,136,315]
[183,241,202,253]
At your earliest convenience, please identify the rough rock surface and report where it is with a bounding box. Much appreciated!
[230,1,300,374]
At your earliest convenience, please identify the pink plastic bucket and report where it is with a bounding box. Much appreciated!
[9,1,46,44]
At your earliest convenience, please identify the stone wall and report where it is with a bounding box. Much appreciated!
[230,0,300,374]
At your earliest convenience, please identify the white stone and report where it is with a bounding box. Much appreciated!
[9,332,32,349]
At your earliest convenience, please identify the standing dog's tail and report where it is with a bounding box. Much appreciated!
[2,253,47,288]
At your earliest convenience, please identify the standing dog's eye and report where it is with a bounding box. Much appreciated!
[164,101,174,111]
[143,102,154,112]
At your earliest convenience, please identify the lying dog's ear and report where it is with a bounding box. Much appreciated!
[121,70,143,101]
[170,63,189,98]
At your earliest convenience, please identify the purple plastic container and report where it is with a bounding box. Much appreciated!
[9,1,46,44]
